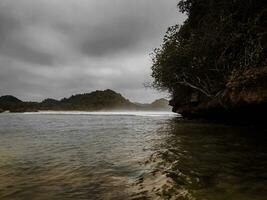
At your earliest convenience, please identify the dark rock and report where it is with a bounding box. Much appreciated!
[172,66,267,124]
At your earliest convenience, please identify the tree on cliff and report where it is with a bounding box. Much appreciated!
[151,0,267,102]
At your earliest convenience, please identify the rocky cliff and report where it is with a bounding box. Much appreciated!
[171,66,267,123]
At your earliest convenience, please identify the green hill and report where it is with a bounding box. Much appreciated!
[149,98,171,110]
[0,90,172,112]
[0,95,22,104]
[134,98,171,111]
[0,95,23,111]
[59,89,136,110]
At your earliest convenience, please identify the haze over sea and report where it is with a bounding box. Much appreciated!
[0,111,267,199]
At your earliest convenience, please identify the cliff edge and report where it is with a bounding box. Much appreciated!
[171,66,267,123]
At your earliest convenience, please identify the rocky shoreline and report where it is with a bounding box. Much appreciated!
[171,66,267,124]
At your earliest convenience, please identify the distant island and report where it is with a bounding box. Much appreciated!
[0,89,171,113]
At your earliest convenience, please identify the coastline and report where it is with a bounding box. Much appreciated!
[171,66,267,124]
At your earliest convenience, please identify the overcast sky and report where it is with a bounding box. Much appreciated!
[0,0,185,103]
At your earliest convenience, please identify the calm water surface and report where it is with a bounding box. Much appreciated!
[0,112,266,200]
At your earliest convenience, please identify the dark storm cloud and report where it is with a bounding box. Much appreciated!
[0,0,185,102]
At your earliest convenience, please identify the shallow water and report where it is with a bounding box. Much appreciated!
[0,112,266,200]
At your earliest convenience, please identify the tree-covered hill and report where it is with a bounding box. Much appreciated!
[0,95,22,104]
[151,0,267,122]
[150,98,171,110]
[0,95,24,111]
[0,90,170,112]
[59,89,136,110]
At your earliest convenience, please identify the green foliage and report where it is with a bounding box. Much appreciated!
[0,95,39,112]
[60,89,134,110]
[152,0,267,101]
[0,90,137,112]
[0,95,22,104]
[0,90,172,112]
[0,95,23,111]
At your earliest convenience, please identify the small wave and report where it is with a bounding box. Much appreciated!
[23,111,180,117]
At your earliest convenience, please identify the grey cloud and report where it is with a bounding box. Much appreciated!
[0,0,182,61]
[0,0,185,103]
[0,40,55,66]
[0,14,19,43]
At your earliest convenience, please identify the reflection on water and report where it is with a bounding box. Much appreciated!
[0,112,266,200]
[135,120,267,200]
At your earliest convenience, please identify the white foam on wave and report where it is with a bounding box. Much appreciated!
[23,111,180,117]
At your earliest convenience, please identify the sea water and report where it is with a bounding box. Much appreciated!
[0,112,266,199]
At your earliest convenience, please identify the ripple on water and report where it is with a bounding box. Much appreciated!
[0,113,267,200]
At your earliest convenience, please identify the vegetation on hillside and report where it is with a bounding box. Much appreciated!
[0,90,170,112]
[151,0,267,106]
[60,89,135,110]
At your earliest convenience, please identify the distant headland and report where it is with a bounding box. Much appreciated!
[0,89,171,113]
